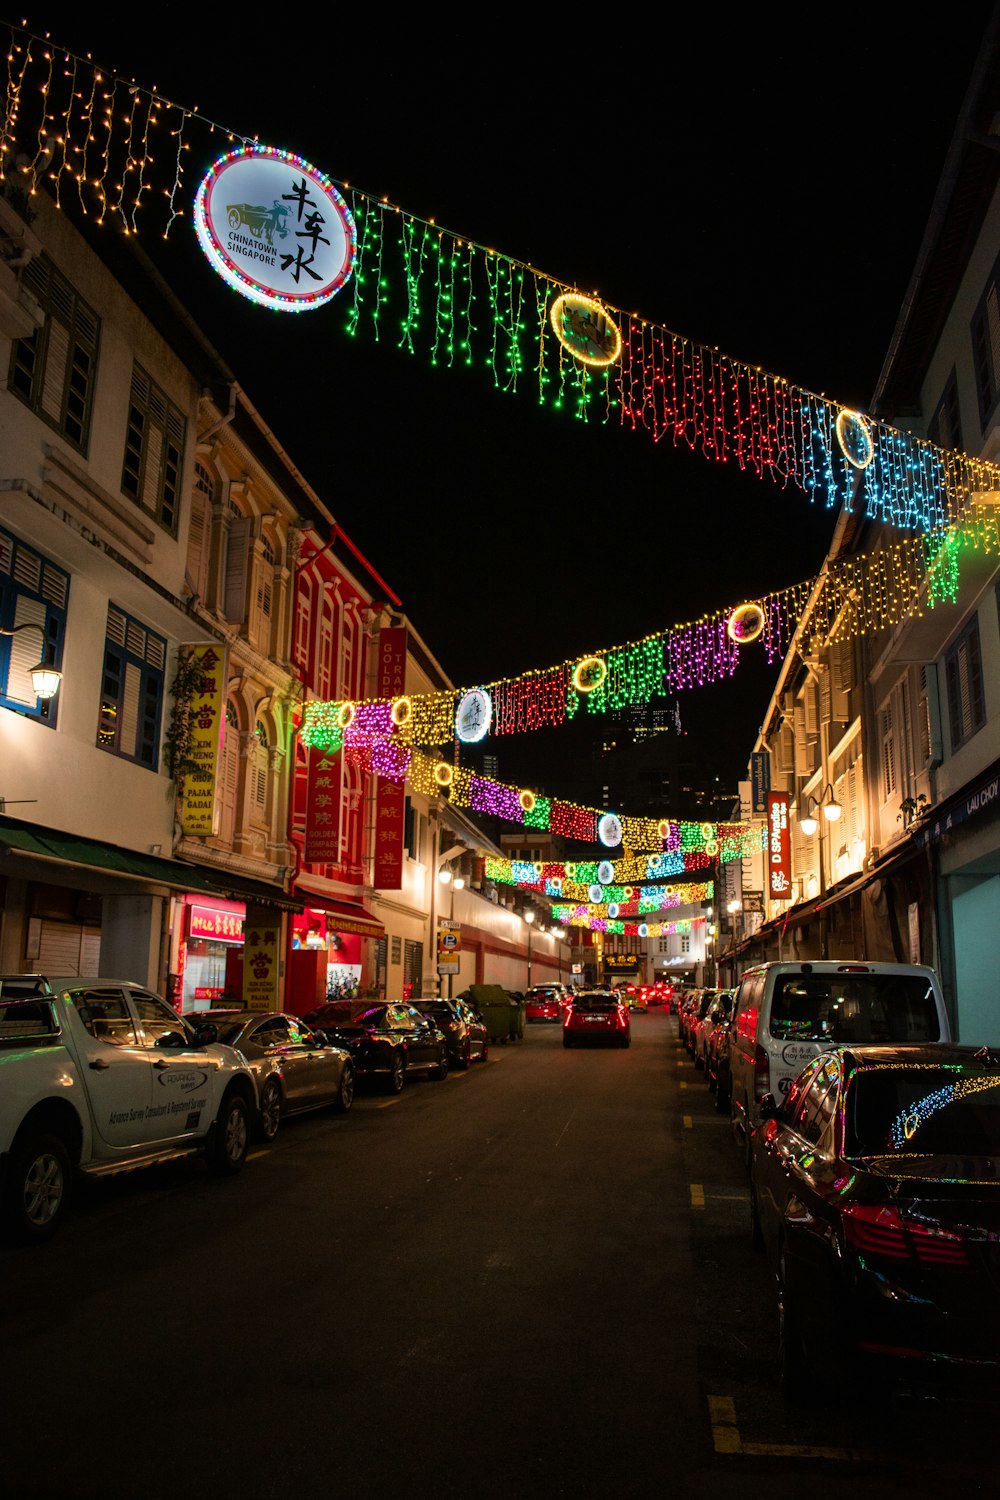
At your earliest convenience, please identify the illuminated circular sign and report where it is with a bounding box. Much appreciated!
[597,861,615,885]
[434,761,454,786]
[607,903,620,919]
[390,696,412,726]
[519,789,536,812]
[455,688,492,743]
[638,923,649,938]
[727,602,765,645]
[589,884,603,903]
[336,701,355,730]
[573,655,607,693]
[598,813,623,848]
[836,409,874,469]
[194,144,356,312]
[550,292,622,367]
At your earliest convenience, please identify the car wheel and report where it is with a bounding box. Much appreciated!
[386,1052,405,1094]
[5,1131,71,1243]
[207,1091,250,1175]
[459,1041,472,1070]
[777,1250,807,1396]
[334,1061,355,1112]
[258,1079,282,1141]
[433,1046,449,1081]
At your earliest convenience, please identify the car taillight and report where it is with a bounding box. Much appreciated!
[752,1044,770,1101]
[841,1204,968,1266]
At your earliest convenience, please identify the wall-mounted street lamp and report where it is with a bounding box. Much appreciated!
[799,783,841,837]
[0,622,62,700]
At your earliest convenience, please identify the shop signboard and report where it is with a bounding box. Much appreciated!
[766,791,791,900]
[304,747,341,864]
[243,905,281,1012]
[751,751,771,815]
[374,625,408,891]
[189,904,245,943]
[180,643,228,836]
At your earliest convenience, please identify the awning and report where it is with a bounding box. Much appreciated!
[293,881,385,937]
[0,816,301,912]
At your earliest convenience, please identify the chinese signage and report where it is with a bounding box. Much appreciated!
[189,904,245,944]
[437,923,461,975]
[766,791,791,900]
[194,144,356,312]
[374,626,408,891]
[304,747,341,864]
[750,752,771,815]
[180,643,228,837]
[243,906,280,1012]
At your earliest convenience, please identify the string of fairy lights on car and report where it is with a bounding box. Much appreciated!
[5,22,1000,542]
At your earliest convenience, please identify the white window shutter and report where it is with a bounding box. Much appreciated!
[224,517,251,622]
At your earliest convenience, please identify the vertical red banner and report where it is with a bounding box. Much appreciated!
[304,747,341,865]
[766,791,791,900]
[374,626,408,890]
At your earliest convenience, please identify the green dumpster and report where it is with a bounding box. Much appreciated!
[469,984,515,1044]
[507,993,525,1041]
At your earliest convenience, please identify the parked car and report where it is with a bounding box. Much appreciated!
[1,976,257,1243]
[563,991,631,1048]
[684,988,721,1056]
[692,990,733,1070]
[728,961,951,1168]
[416,997,488,1068]
[707,1011,733,1112]
[750,1043,1000,1395]
[524,985,565,1023]
[182,1009,354,1139]
[304,1001,449,1092]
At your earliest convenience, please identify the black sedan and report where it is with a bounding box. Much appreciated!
[416,997,489,1069]
[750,1044,1000,1396]
[305,1001,449,1093]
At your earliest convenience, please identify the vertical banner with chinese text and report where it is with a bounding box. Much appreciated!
[180,643,228,836]
[243,905,281,1011]
[374,626,407,890]
[304,747,341,864]
[766,791,791,901]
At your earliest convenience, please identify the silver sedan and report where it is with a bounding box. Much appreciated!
[188,1010,355,1139]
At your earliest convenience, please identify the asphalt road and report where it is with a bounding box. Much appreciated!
[1,1011,994,1499]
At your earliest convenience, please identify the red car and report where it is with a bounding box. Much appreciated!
[563,991,631,1048]
[524,985,565,1022]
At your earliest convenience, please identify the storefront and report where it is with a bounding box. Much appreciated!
[286,880,385,1015]
[177,895,246,1011]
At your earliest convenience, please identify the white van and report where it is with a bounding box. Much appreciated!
[727,960,951,1164]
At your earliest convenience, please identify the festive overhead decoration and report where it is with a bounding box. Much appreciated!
[598,813,623,848]
[193,144,356,311]
[5,23,1000,538]
[727,602,766,644]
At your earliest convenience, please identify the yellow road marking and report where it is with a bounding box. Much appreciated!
[246,1149,268,1162]
[683,1115,693,1129]
[708,1396,870,1461]
[376,1098,400,1109]
[690,1183,705,1208]
[680,1081,689,1090]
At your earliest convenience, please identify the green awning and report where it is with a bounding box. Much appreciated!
[0,816,301,911]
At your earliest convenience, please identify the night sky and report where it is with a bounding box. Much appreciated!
[13,7,998,801]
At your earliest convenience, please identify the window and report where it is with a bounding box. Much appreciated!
[252,721,269,820]
[218,703,241,846]
[0,527,68,724]
[96,605,166,768]
[121,364,185,533]
[971,255,1000,430]
[880,705,896,799]
[186,462,215,603]
[403,940,423,1001]
[927,368,962,453]
[9,254,99,452]
[945,619,986,751]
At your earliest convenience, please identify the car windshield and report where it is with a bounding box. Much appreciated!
[322,1004,388,1030]
[421,1005,454,1023]
[847,1066,1000,1156]
[767,973,941,1044]
[572,996,616,1012]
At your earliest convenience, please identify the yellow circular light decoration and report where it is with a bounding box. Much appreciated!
[727,602,766,645]
[574,655,608,693]
[533,862,544,877]
[701,823,714,840]
[390,696,413,727]
[706,841,719,856]
[336,701,355,730]
[565,863,577,878]
[657,819,670,839]
[519,789,536,812]
[836,408,875,470]
[434,761,454,786]
[550,292,622,368]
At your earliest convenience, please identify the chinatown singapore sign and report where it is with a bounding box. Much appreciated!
[194,144,356,311]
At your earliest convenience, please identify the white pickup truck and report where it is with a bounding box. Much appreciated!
[0,975,259,1243]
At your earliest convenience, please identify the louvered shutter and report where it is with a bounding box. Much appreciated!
[224,517,251,622]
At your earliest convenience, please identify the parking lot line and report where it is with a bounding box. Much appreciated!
[690,1184,705,1208]
[708,1396,871,1462]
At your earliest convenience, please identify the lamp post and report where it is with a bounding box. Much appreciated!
[437,866,465,998]
[0,622,62,700]
[524,908,535,991]
[798,783,842,957]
